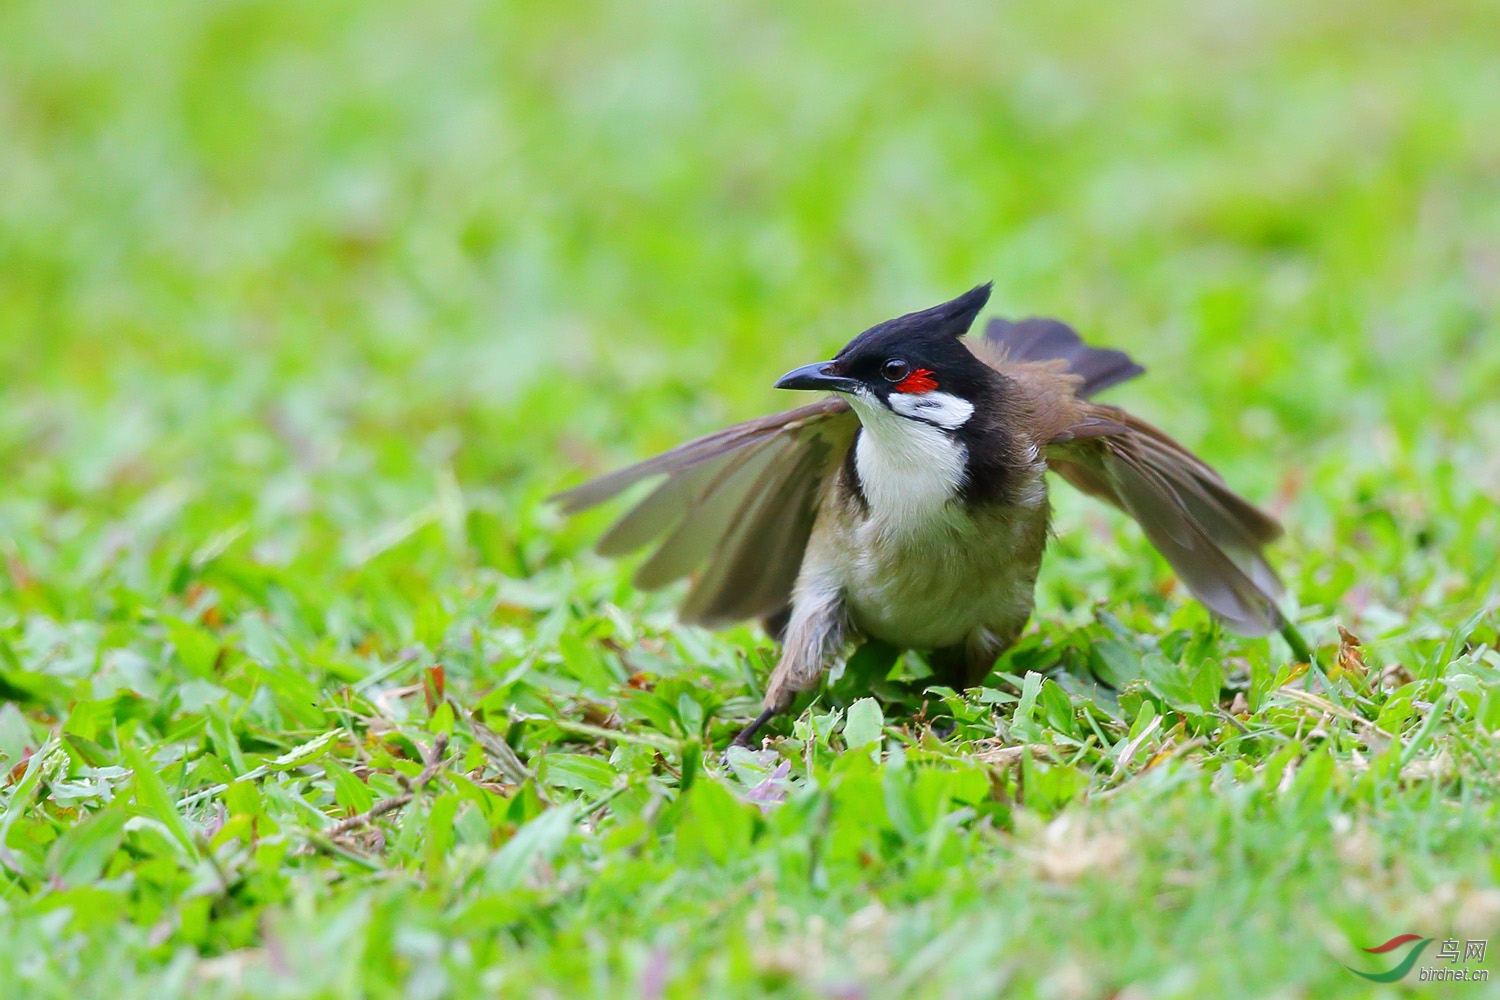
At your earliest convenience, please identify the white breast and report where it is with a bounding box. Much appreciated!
[817,388,1050,651]
[847,390,969,540]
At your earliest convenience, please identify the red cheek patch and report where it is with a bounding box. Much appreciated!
[894,368,938,394]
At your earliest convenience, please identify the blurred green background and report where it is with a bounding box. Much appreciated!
[4,0,1498,524]
[3,1,1500,995]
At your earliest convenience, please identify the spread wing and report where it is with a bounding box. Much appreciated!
[1045,410,1285,635]
[980,316,1286,636]
[551,398,858,627]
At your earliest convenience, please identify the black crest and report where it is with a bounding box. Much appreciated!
[836,283,992,361]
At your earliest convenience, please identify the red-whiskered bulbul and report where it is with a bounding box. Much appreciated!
[554,285,1288,746]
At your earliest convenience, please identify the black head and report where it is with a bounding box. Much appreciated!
[775,284,999,420]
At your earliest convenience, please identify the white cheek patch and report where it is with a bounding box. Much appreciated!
[889,390,974,430]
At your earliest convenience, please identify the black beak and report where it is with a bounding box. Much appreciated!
[774,361,860,393]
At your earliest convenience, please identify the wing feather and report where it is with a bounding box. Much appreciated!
[1046,408,1286,636]
[596,460,720,557]
[632,437,786,589]
[680,440,828,624]
[551,398,858,626]
[551,397,848,513]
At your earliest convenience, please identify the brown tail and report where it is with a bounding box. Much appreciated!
[984,317,1145,398]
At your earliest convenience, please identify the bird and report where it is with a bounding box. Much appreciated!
[553,284,1287,747]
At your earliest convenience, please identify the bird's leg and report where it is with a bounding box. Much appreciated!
[926,620,1025,694]
[919,647,967,739]
[925,646,972,692]
[731,585,846,748]
[730,706,779,748]
[964,620,1025,689]
[916,624,1026,740]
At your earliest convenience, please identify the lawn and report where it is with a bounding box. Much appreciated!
[2,1,1499,997]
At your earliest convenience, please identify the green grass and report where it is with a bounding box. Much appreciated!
[3,0,1500,996]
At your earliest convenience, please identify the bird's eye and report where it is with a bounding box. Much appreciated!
[881,359,909,382]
